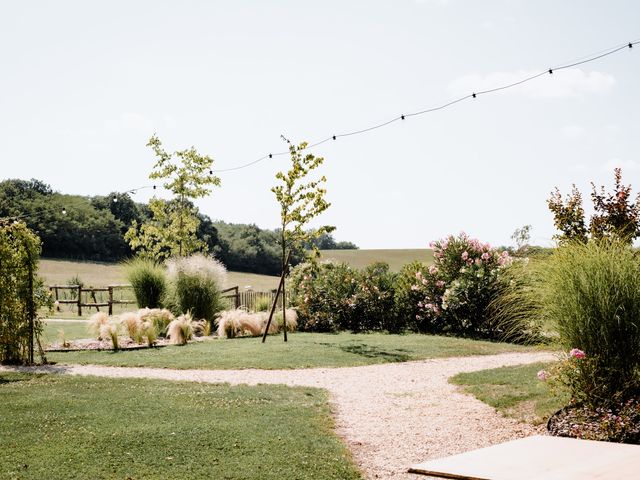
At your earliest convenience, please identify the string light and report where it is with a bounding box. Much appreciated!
[211,38,639,173]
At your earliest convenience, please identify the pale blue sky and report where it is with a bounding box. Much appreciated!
[1,1,639,248]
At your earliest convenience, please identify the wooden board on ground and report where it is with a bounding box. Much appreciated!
[409,435,640,480]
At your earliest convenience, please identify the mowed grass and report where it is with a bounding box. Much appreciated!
[450,362,567,425]
[41,320,91,345]
[47,332,533,370]
[39,258,280,291]
[319,249,433,271]
[0,372,361,480]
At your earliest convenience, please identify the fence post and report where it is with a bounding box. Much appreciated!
[234,286,240,309]
[77,285,82,316]
[108,286,113,316]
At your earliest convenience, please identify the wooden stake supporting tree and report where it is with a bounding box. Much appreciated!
[263,141,334,342]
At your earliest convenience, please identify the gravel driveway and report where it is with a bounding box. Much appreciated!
[2,351,554,479]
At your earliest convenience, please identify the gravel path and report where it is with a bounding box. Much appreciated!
[2,351,555,479]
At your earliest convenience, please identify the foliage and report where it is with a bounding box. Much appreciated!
[125,135,221,260]
[393,261,430,333]
[413,233,512,339]
[272,141,334,336]
[125,257,167,308]
[165,254,227,324]
[510,224,531,254]
[138,308,175,337]
[548,168,640,245]
[0,222,44,364]
[303,232,358,250]
[167,312,195,345]
[537,240,640,405]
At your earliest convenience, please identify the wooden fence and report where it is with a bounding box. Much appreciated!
[49,284,136,316]
[50,284,279,316]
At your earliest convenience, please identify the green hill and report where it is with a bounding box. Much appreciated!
[319,249,433,271]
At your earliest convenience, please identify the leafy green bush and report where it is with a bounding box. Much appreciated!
[0,222,43,364]
[125,257,167,309]
[290,261,401,333]
[166,254,227,324]
[539,240,640,405]
[413,233,512,338]
[393,261,430,333]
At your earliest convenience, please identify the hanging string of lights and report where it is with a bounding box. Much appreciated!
[211,39,638,173]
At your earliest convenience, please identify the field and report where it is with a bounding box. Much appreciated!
[319,249,433,271]
[44,329,531,369]
[0,372,361,479]
[39,258,280,291]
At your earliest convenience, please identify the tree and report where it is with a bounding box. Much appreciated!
[590,168,640,243]
[510,225,531,253]
[548,168,640,245]
[547,185,589,244]
[125,135,221,260]
[266,141,334,341]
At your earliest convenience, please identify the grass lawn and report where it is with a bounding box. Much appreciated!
[450,362,567,425]
[41,320,91,345]
[46,332,534,370]
[0,372,361,479]
[319,249,433,271]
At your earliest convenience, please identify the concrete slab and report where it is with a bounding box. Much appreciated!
[409,435,640,479]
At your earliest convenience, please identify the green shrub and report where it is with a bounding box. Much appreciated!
[413,233,512,339]
[125,257,167,309]
[0,222,43,364]
[254,296,273,312]
[166,254,227,324]
[539,240,640,405]
[393,261,430,333]
[344,262,397,333]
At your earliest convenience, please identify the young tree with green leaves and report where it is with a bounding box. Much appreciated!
[125,135,221,260]
[266,141,334,341]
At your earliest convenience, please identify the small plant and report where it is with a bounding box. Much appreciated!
[88,312,110,339]
[66,275,84,299]
[215,309,263,338]
[138,308,174,337]
[254,296,272,312]
[274,309,298,333]
[99,323,119,351]
[119,312,144,343]
[167,312,195,345]
[125,257,167,309]
[57,328,70,349]
[140,320,158,346]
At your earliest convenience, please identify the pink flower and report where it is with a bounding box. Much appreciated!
[481,252,490,261]
[570,348,586,359]
[461,251,469,261]
[429,241,436,248]
[475,258,482,266]
[436,280,445,288]
[415,271,424,280]
[411,284,420,291]
[537,370,549,381]
[428,265,438,275]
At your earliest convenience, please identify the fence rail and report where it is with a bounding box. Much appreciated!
[49,284,136,316]
[50,284,279,316]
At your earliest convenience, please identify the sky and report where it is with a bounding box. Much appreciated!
[1,0,639,248]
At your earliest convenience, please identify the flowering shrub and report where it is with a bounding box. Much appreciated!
[413,233,512,338]
[289,261,401,333]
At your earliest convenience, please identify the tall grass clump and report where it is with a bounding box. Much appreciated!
[125,257,167,309]
[540,240,640,404]
[166,254,227,324]
[138,308,174,337]
[167,313,195,345]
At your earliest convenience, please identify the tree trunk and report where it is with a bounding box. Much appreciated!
[281,236,287,342]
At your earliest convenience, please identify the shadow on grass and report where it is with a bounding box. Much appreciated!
[316,341,412,362]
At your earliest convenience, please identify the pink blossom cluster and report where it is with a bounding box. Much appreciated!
[570,348,586,359]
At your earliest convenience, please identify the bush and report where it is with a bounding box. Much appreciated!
[539,240,640,405]
[413,233,512,338]
[289,261,399,333]
[125,257,167,309]
[0,222,45,364]
[166,254,227,324]
[393,261,430,333]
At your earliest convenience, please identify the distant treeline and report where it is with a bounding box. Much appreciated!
[0,179,357,275]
